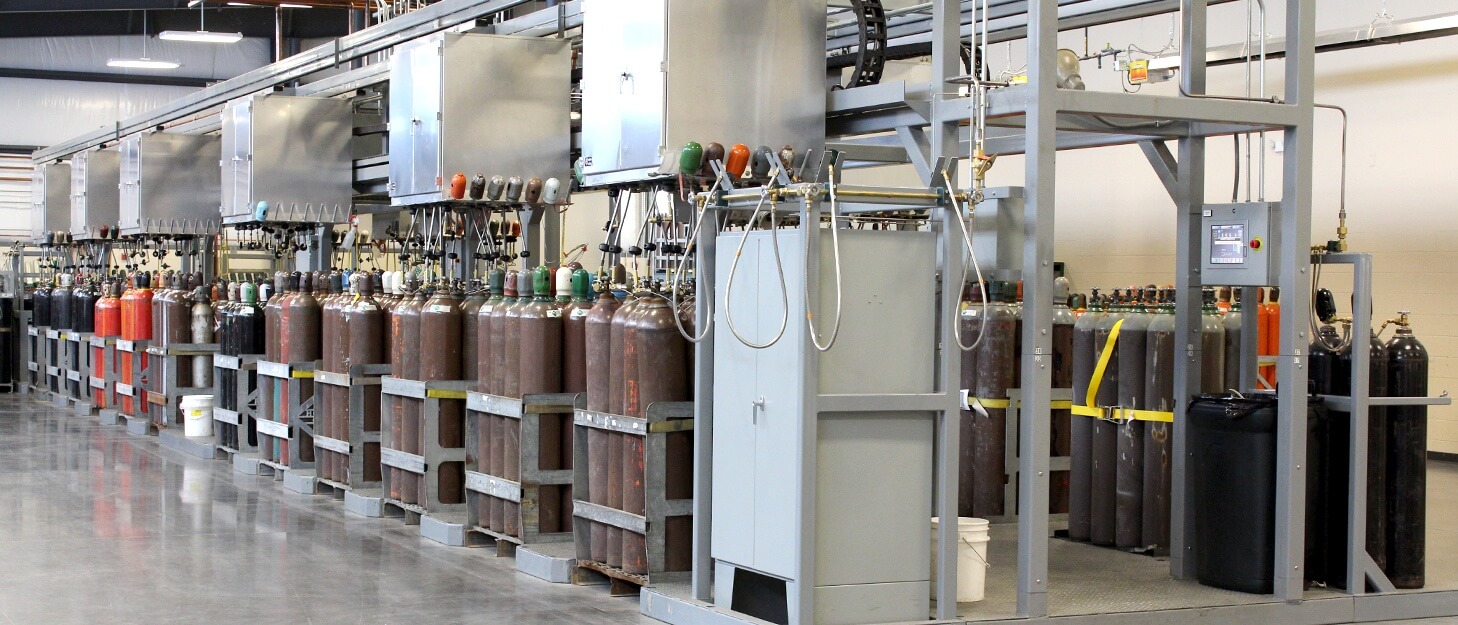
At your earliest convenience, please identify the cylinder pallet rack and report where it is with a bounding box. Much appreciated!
[254,359,317,481]
[213,353,262,462]
[65,331,95,415]
[146,342,220,458]
[464,391,581,555]
[313,363,391,497]
[112,338,153,435]
[44,328,65,403]
[25,325,42,392]
[89,335,120,423]
[378,376,470,540]
[572,401,694,595]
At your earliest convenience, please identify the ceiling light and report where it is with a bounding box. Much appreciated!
[159,30,245,43]
[278,3,313,7]
[226,2,261,5]
[165,1,243,44]
[107,58,181,70]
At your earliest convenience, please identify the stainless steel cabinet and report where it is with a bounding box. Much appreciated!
[119,133,221,237]
[580,0,827,186]
[30,162,70,243]
[221,94,354,225]
[69,148,120,240]
[387,32,571,206]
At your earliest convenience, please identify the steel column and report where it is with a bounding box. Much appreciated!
[1275,0,1317,603]
[1017,0,1058,617]
[689,202,718,603]
[1169,0,1208,583]
[930,0,962,619]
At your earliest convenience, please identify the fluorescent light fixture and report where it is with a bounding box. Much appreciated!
[159,30,244,43]
[278,3,313,7]
[226,1,260,5]
[107,58,181,69]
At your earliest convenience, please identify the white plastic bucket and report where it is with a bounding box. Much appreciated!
[930,516,990,602]
[181,394,214,438]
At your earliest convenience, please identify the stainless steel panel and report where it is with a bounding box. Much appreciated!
[388,32,572,206]
[69,148,121,240]
[119,133,222,237]
[580,0,827,186]
[221,94,354,224]
[31,162,70,243]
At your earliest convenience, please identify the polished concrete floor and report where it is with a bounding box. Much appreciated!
[2,393,1456,625]
[0,395,645,625]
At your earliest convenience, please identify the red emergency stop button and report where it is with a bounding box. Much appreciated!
[1250,237,1263,251]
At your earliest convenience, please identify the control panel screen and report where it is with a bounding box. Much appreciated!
[1210,224,1246,265]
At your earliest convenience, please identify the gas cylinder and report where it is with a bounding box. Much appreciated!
[957,282,984,518]
[970,281,1016,518]
[460,280,486,392]
[235,282,266,450]
[388,277,420,501]
[475,269,504,394]
[120,273,153,416]
[1223,290,1244,390]
[419,280,465,509]
[1384,314,1427,589]
[93,281,122,408]
[561,269,592,394]
[1200,288,1225,393]
[1259,287,1280,385]
[75,278,98,333]
[263,272,287,362]
[190,287,213,388]
[519,267,566,534]
[725,144,750,179]
[604,288,645,568]
[344,273,387,485]
[283,272,322,465]
[1142,288,1176,551]
[33,280,51,327]
[320,272,347,482]
[1051,278,1076,514]
[1113,288,1151,549]
[519,267,563,396]
[1068,288,1104,542]
[1088,289,1126,546]
[450,172,467,199]
[1216,286,1232,315]
[623,292,692,574]
[52,274,72,331]
[1309,324,1390,588]
[502,268,534,397]
[583,282,620,563]
[488,273,517,396]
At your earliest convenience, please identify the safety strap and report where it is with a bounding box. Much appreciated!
[1067,318,1177,424]
[965,393,1072,418]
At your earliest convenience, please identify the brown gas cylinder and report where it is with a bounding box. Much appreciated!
[321,272,347,482]
[263,272,287,362]
[502,269,531,399]
[488,272,517,396]
[474,270,504,394]
[971,281,1016,518]
[518,266,564,534]
[388,276,416,501]
[284,272,322,465]
[622,294,692,574]
[1051,279,1077,514]
[461,280,486,393]
[396,280,426,503]
[561,269,592,394]
[345,273,387,485]
[420,280,465,508]
[583,282,620,562]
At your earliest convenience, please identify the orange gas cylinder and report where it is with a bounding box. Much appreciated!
[93,281,122,408]
[725,144,750,179]
[1258,287,1280,386]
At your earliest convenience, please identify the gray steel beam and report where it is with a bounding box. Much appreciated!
[1169,0,1207,584]
[1274,0,1316,603]
[1017,0,1057,617]
[1148,11,1458,70]
[1138,140,1178,202]
[930,0,961,620]
[34,0,535,162]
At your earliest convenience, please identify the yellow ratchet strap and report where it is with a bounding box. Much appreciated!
[1068,318,1175,423]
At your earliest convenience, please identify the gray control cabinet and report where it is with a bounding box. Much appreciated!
[222,94,354,225]
[119,133,221,237]
[712,228,937,625]
[579,0,827,186]
[30,162,70,243]
[1200,201,1279,286]
[69,148,120,240]
[387,32,571,206]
